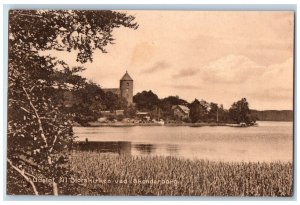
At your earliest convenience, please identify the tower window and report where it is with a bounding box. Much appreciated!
[127,82,129,86]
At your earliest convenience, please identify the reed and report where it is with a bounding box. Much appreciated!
[68,152,293,196]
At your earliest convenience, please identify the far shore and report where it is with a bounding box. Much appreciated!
[74,121,256,128]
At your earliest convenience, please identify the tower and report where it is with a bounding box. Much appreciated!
[120,71,133,105]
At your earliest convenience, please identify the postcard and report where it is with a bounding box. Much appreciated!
[6,9,294,196]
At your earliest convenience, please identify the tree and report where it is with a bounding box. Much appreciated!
[160,96,187,108]
[188,99,209,123]
[199,100,209,121]
[124,105,137,118]
[69,82,106,125]
[103,91,128,111]
[133,90,160,111]
[229,98,252,124]
[208,102,219,122]
[160,96,188,119]
[189,99,201,123]
[217,104,230,123]
[8,10,138,195]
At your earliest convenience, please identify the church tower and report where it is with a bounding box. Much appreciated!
[120,71,133,105]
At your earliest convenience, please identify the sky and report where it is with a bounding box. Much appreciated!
[47,11,294,110]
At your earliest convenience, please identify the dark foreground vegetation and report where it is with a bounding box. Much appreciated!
[8,152,292,196]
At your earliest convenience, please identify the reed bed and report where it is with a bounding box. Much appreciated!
[68,152,293,196]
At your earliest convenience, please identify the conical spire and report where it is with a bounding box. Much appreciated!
[120,71,133,81]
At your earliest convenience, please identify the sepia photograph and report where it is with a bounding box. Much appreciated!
[6,9,294,196]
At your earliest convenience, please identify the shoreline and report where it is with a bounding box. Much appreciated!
[78,122,256,128]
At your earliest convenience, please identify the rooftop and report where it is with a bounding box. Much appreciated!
[173,105,190,114]
[120,71,133,81]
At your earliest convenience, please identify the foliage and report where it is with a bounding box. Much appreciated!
[116,115,125,122]
[107,115,116,122]
[189,99,209,123]
[68,152,293,196]
[214,104,228,123]
[189,99,201,123]
[208,102,219,121]
[133,90,160,111]
[229,98,256,124]
[124,105,137,118]
[159,96,188,119]
[133,90,255,124]
[69,82,105,125]
[8,10,138,195]
[66,81,127,125]
[160,96,188,107]
[103,91,128,111]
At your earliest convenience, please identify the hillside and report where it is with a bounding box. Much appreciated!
[251,110,293,121]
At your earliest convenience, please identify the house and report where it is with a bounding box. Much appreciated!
[100,110,124,116]
[115,110,124,116]
[100,110,114,116]
[136,111,151,121]
[172,105,190,120]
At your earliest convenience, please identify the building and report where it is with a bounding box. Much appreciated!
[101,88,120,96]
[102,71,134,105]
[115,110,124,116]
[136,111,150,121]
[120,71,133,105]
[172,105,190,120]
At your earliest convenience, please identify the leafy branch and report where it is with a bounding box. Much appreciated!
[7,159,39,195]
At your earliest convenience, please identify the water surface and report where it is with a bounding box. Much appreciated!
[73,121,293,162]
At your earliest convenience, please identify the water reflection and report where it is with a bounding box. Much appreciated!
[75,141,181,157]
[166,144,179,155]
[75,141,131,155]
[134,144,156,154]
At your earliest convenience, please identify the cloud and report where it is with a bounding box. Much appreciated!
[48,11,293,110]
[165,84,200,90]
[173,68,199,79]
[142,60,170,74]
[200,54,265,84]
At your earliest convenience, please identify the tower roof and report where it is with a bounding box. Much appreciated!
[120,71,133,81]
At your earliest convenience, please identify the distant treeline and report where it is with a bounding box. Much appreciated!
[61,76,291,125]
[251,110,293,122]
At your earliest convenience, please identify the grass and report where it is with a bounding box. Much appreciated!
[68,152,293,196]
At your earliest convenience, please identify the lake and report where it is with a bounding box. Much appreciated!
[73,121,293,162]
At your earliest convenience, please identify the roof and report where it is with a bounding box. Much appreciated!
[173,105,190,114]
[102,88,120,95]
[136,111,149,115]
[102,88,119,92]
[120,71,133,81]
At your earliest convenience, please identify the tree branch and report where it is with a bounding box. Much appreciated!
[20,106,31,114]
[22,86,48,147]
[7,159,39,195]
[17,13,51,23]
[21,87,58,195]
[18,155,39,168]
[49,135,58,153]
[30,85,36,92]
